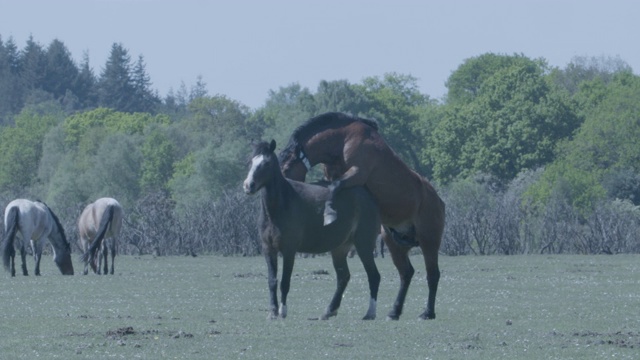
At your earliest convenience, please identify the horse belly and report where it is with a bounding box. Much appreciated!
[299,194,362,254]
[367,171,422,225]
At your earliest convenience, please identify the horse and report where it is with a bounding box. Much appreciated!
[1,199,74,276]
[278,112,446,320]
[243,140,381,320]
[78,197,123,275]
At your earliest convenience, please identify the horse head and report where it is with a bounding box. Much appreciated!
[244,140,278,194]
[278,142,309,182]
[52,231,74,275]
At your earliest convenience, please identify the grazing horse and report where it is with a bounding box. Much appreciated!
[279,112,446,320]
[243,140,381,320]
[1,199,74,276]
[79,197,123,275]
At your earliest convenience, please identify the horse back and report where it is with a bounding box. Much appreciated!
[4,199,50,240]
[337,126,433,224]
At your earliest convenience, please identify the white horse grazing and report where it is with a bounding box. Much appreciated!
[2,199,74,276]
[78,197,123,275]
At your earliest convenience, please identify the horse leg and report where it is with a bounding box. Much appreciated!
[279,252,295,319]
[383,230,415,320]
[18,238,29,276]
[417,219,444,319]
[32,239,43,276]
[8,243,16,277]
[321,244,351,320]
[80,239,89,275]
[354,241,381,320]
[324,165,368,225]
[109,238,116,275]
[96,248,102,275]
[419,247,440,320]
[102,243,109,275]
[264,249,279,320]
[83,261,89,275]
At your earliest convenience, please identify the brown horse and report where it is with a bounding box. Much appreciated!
[244,140,381,320]
[279,112,445,320]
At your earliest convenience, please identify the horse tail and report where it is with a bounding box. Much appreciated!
[2,207,19,272]
[81,205,115,265]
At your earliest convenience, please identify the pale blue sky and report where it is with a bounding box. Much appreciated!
[1,0,638,109]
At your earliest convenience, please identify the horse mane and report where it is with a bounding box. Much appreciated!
[37,200,70,248]
[279,112,378,163]
[252,141,270,156]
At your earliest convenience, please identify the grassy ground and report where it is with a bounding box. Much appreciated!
[0,253,638,359]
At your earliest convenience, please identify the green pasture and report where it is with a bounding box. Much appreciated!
[0,254,638,359]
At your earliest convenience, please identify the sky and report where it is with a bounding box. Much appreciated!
[1,0,638,109]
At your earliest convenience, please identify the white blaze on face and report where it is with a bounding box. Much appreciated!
[243,154,265,193]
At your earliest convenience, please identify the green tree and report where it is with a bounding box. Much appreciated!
[313,79,367,114]
[63,107,169,147]
[550,55,632,95]
[0,36,23,122]
[74,52,98,109]
[80,133,142,206]
[19,36,47,95]
[131,55,160,113]
[98,43,135,112]
[0,104,65,192]
[445,53,543,104]
[140,126,175,191]
[526,72,640,213]
[183,95,254,147]
[356,73,435,173]
[43,39,79,101]
[254,83,314,148]
[430,58,579,183]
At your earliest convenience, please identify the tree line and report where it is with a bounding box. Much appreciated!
[1,35,639,256]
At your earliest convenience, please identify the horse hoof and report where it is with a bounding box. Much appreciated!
[419,312,436,320]
[386,315,400,321]
[323,213,337,226]
[321,310,337,320]
[362,314,376,320]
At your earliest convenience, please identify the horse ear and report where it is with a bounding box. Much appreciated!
[269,139,276,152]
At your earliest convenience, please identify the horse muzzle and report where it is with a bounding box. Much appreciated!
[243,179,256,194]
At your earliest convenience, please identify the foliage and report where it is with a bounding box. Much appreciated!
[429,55,580,183]
[1,34,640,256]
[355,73,434,173]
[550,55,632,95]
[140,126,175,192]
[63,107,169,147]
[0,104,65,192]
[445,52,547,104]
[527,72,640,214]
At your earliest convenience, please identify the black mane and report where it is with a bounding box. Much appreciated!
[278,112,378,163]
[253,140,275,158]
[38,200,70,247]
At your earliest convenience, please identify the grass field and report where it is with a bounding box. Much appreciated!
[0,253,639,359]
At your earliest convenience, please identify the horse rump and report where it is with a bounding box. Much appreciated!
[81,204,115,266]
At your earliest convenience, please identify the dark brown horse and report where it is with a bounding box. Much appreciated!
[279,112,445,320]
[244,140,381,320]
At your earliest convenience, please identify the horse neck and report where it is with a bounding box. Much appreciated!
[260,165,293,213]
[303,131,345,165]
[50,224,65,244]
[46,213,69,251]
